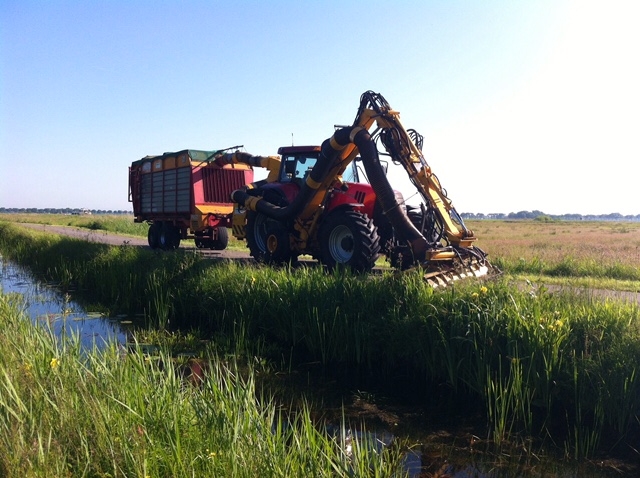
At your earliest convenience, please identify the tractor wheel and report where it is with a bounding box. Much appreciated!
[407,207,442,246]
[245,211,273,262]
[319,209,380,273]
[211,227,229,251]
[148,222,161,249]
[264,223,297,265]
[159,223,180,250]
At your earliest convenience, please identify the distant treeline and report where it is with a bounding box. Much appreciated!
[1,207,638,222]
[461,210,640,222]
[0,207,132,215]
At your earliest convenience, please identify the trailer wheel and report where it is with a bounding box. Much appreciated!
[159,223,180,250]
[148,222,161,249]
[170,227,181,249]
[319,209,380,273]
[211,227,229,251]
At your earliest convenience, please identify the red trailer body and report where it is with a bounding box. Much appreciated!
[128,149,253,250]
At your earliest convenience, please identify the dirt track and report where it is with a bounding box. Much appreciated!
[15,223,253,260]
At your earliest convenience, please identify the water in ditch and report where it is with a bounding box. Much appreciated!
[0,254,129,348]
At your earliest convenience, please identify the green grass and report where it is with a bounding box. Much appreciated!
[493,255,640,284]
[0,213,148,236]
[2,221,640,460]
[0,213,250,251]
[0,291,406,477]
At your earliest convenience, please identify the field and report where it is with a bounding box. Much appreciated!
[1,215,640,475]
[474,219,640,289]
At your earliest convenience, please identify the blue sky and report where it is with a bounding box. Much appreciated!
[1,0,638,214]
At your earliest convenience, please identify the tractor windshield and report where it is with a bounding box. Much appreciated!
[280,155,318,182]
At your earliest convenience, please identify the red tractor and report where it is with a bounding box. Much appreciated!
[222,145,398,272]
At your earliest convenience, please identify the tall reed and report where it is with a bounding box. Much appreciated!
[0,290,406,477]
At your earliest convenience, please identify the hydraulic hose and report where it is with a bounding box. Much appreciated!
[345,128,428,259]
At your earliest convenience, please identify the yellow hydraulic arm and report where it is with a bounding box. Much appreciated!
[348,91,479,251]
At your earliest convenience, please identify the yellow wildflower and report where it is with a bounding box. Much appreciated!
[206,448,218,460]
[50,358,60,369]
[480,286,488,294]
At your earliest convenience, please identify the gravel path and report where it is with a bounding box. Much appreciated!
[15,223,253,259]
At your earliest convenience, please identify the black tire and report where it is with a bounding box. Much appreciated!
[211,227,229,251]
[246,211,276,262]
[148,222,160,249]
[171,227,181,249]
[264,223,297,265]
[159,223,180,250]
[407,206,442,246]
[319,209,380,273]
[388,209,431,269]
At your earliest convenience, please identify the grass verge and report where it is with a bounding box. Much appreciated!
[1,221,640,460]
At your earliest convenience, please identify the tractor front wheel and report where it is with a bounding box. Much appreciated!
[319,209,380,273]
[264,223,297,265]
[246,211,273,262]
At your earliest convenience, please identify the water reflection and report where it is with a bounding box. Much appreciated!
[0,255,127,349]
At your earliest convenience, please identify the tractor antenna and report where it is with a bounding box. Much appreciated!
[291,133,294,146]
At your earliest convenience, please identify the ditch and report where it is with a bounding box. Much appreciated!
[1,254,635,477]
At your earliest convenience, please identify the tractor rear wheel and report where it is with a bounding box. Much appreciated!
[319,209,380,273]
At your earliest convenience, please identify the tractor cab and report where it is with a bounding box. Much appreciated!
[276,145,384,186]
[277,146,320,184]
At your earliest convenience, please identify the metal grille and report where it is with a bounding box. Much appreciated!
[202,167,246,204]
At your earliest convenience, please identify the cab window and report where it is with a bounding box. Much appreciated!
[281,155,318,182]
